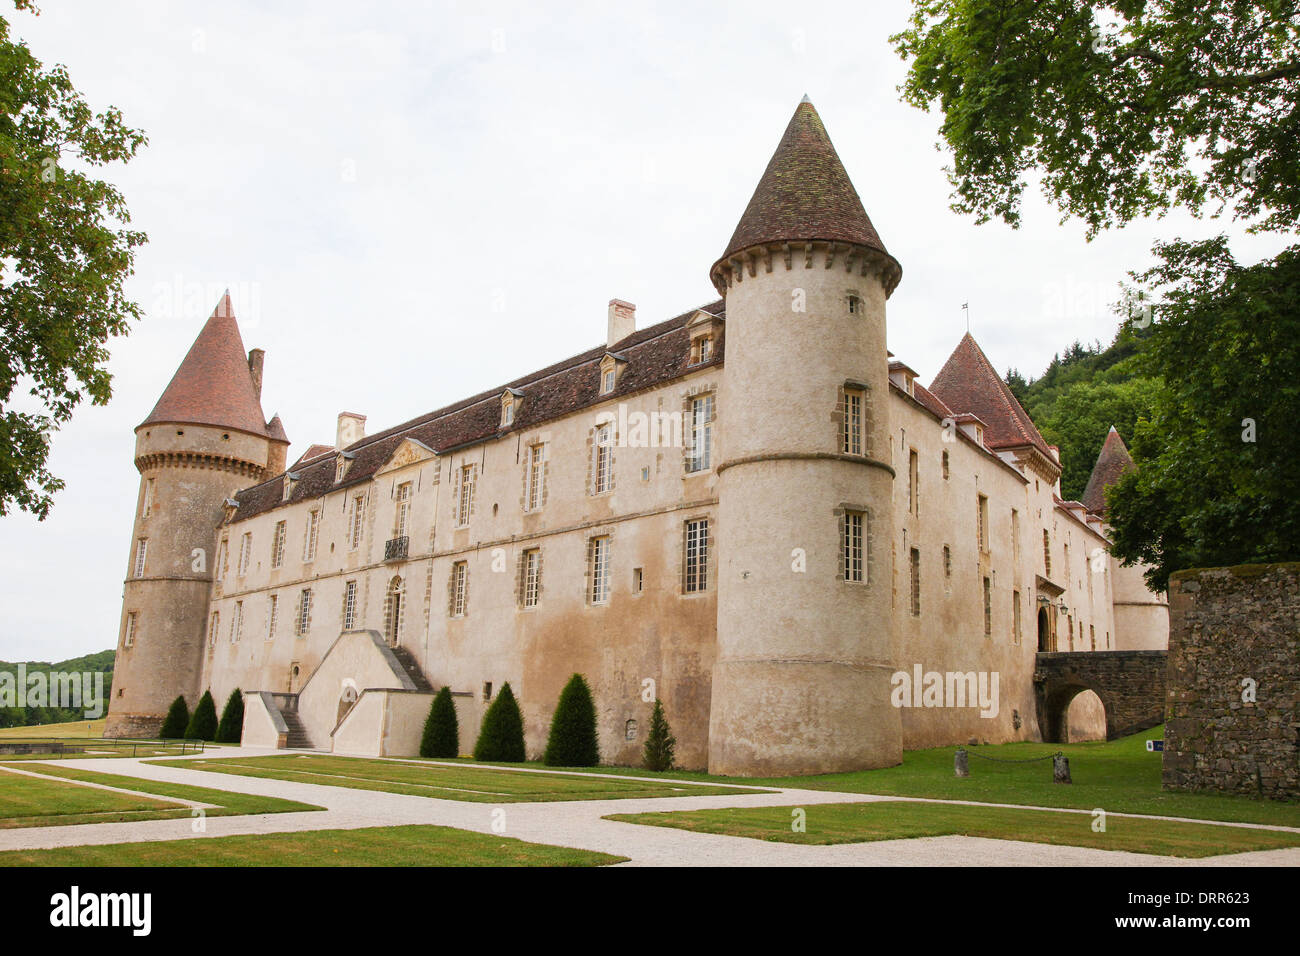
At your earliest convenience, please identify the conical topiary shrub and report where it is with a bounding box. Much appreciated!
[216,688,244,743]
[421,686,460,759]
[159,695,189,739]
[473,682,526,762]
[543,673,599,767]
[642,698,676,772]
[184,690,219,741]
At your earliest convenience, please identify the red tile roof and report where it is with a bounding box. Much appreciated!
[1081,426,1136,516]
[714,99,898,278]
[140,294,270,438]
[231,301,726,522]
[928,333,1055,461]
[291,444,336,470]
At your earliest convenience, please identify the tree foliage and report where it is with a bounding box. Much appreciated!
[472,682,525,762]
[543,673,599,767]
[642,698,676,773]
[0,4,147,518]
[1107,238,1300,589]
[420,686,459,759]
[184,690,218,741]
[158,695,188,739]
[892,1,1300,236]
[216,688,243,743]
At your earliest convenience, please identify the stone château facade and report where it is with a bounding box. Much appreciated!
[105,99,1169,774]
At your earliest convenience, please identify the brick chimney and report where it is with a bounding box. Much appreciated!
[336,411,366,450]
[247,349,265,400]
[607,299,636,348]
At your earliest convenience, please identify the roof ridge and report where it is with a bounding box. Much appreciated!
[343,300,723,455]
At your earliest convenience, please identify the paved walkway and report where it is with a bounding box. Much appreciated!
[1,747,1296,867]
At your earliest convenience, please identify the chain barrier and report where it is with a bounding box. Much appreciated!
[958,747,1063,764]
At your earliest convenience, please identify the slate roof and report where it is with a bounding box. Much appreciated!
[1081,426,1136,516]
[140,293,272,439]
[929,333,1055,462]
[715,98,898,277]
[230,301,725,522]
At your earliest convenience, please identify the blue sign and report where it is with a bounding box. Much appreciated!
[1145,739,1164,752]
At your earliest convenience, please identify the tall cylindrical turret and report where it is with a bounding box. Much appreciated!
[707,99,904,775]
[106,294,282,737]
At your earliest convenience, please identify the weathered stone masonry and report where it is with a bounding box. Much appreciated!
[1163,563,1300,800]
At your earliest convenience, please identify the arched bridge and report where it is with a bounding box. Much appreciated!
[1034,651,1167,743]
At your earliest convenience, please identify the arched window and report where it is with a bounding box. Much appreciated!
[383,576,404,647]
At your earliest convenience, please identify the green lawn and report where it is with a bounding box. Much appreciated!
[0,766,189,829]
[0,718,106,739]
[605,800,1300,858]
[0,824,625,867]
[0,763,322,826]
[154,754,765,802]
[471,727,1300,828]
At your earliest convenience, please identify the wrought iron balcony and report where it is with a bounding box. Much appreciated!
[384,535,409,562]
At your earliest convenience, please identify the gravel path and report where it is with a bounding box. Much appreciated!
[0,746,1294,867]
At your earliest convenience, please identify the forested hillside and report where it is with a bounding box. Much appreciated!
[1005,320,1161,502]
[0,650,115,727]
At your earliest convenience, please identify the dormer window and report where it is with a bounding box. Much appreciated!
[335,454,351,483]
[500,388,523,428]
[690,334,715,366]
[685,309,723,367]
[599,353,625,396]
[282,472,299,502]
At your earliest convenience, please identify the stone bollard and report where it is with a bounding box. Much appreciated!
[1053,753,1072,784]
[955,749,969,778]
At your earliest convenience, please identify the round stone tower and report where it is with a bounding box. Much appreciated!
[105,293,288,737]
[707,98,904,775]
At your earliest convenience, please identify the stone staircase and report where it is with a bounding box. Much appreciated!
[389,645,434,692]
[281,708,315,750]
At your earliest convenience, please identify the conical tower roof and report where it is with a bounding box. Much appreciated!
[713,98,899,282]
[139,293,268,437]
[1081,426,1136,516]
[929,332,1055,462]
[265,413,290,444]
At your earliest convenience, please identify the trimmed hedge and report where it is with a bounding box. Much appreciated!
[421,686,460,759]
[159,695,189,739]
[184,690,218,741]
[543,673,599,767]
[642,698,676,772]
[473,682,525,762]
[216,688,244,743]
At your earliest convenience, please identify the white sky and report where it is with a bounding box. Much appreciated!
[1,0,1285,662]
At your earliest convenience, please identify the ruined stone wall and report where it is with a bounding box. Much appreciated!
[1163,563,1300,800]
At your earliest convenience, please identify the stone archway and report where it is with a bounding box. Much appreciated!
[1033,650,1167,743]
[1037,607,1051,651]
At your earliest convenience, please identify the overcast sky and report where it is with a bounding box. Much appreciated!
[2,0,1286,663]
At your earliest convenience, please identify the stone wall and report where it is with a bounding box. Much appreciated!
[1163,563,1300,800]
